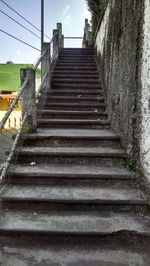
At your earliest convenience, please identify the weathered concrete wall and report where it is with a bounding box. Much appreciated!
[140,0,150,181]
[94,0,150,182]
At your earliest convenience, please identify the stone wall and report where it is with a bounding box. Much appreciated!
[94,0,150,183]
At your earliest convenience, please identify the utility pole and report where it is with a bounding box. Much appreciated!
[41,0,44,51]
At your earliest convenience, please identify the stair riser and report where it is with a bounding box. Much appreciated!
[0,234,149,249]
[0,229,148,241]
[37,114,107,120]
[45,98,104,103]
[59,52,94,55]
[44,102,104,107]
[59,54,95,57]
[50,89,102,94]
[55,63,96,66]
[53,71,98,76]
[57,59,96,63]
[59,53,94,56]
[22,138,120,148]
[10,174,132,185]
[10,177,131,187]
[42,106,106,111]
[44,96,104,101]
[55,67,97,71]
[16,154,125,166]
[2,201,145,213]
[52,85,100,90]
[37,123,110,129]
[52,80,100,84]
[52,75,99,79]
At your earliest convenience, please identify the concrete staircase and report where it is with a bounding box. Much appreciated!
[0,48,150,265]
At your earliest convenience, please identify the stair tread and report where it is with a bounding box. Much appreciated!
[2,184,145,204]
[22,128,120,139]
[52,84,99,87]
[37,119,108,122]
[0,210,149,235]
[16,147,124,157]
[0,243,149,266]
[9,164,132,179]
[38,110,106,114]
[45,96,103,100]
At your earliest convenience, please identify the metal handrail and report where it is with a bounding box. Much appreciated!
[0,78,29,130]
[64,37,83,39]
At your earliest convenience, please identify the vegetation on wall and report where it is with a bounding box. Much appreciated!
[85,0,109,36]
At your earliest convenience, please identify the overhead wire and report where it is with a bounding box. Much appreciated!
[0,9,41,40]
[0,29,40,51]
[0,0,50,40]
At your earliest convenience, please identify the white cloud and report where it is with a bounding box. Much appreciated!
[64,15,72,25]
[16,50,21,56]
[62,4,72,25]
[63,4,70,16]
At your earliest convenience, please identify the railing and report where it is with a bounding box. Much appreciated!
[0,19,92,191]
[0,22,64,190]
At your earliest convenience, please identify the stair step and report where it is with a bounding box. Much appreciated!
[37,119,110,129]
[52,84,100,89]
[2,184,146,211]
[52,74,99,79]
[38,110,107,119]
[44,96,104,101]
[53,71,98,75]
[15,146,124,165]
[50,89,102,94]
[56,63,96,67]
[16,147,124,158]
[52,79,99,84]
[43,103,106,112]
[55,67,97,71]
[9,164,133,181]
[60,48,94,52]
[0,239,149,265]
[45,101,106,107]
[21,128,120,148]
[59,54,96,62]
[0,210,149,237]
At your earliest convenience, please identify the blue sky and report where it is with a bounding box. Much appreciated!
[0,0,91,63]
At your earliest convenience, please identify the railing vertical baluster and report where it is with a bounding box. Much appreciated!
[20,68,37,133]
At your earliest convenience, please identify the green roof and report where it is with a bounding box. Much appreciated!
[0,64,41,91]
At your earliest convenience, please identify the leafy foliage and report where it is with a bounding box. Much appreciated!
[85,0,109,36]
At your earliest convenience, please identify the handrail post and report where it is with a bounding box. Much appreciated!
[83,19,92,48]
[20,68,37,132]
[57,23,63,49]
[61,34,64,48]
[41,42,50,91]
[53,29,59,58]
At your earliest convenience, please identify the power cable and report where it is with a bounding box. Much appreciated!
[0,9,41,40]
[0,29,40,52]
[0,0,50,40]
